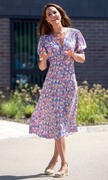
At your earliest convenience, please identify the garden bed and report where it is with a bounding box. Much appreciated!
[0,81,108,126]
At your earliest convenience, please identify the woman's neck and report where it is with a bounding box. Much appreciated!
[52,24,64,34]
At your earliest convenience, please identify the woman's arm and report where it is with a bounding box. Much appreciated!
[64,50,85,63]
[71,52,85,63]
[38,49,51,71]
[38,60,47,71]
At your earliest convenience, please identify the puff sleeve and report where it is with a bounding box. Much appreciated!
[37,36,45,55]
[75,30,87,54]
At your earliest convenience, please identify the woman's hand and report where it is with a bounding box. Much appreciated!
[38,49,51,71]
[64,50,85,63]
[64,50,74,57]
[40,49,51,62]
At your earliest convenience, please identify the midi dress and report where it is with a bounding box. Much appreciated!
[29,28,87,140]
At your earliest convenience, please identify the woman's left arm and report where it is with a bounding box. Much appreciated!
[64,50,85,63]
[71,52,85,63]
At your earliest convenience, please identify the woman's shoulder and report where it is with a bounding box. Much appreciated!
[68,28,84,39]
[39,34,52,40]
[39,34,48,39]
[68,27,81,33]
[38,34,51,44]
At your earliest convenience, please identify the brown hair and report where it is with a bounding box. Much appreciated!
[37,3,72,35]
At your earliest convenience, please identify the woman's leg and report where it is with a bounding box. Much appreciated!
[51,141,60,163]
[55,136,68,177]
[55,136,67,165]
[48,141,59,168]
[45,141,59,174]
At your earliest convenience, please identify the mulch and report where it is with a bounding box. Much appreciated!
[0,116,29,124]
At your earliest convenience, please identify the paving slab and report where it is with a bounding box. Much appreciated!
[0,131,108,180]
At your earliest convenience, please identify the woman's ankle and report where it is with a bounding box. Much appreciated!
[47,158,58,169]
[61,161,68,166]
[50,157,58,164]
[59,162,68,171]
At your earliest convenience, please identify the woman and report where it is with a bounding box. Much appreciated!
[29,3,87,178]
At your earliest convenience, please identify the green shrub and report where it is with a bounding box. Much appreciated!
[77,81,108,125]
[1,100,21,118]
[1,95,25,119]
[0,81,108,125]
[24,105,34,117]
[0,82,40,119]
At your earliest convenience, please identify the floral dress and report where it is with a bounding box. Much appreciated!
[29,28,87,140]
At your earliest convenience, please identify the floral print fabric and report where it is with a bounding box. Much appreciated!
[29,28,87,140]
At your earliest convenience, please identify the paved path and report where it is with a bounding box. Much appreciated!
[0,120,108,180]
[0,120,108,140]
[0,120,31,140]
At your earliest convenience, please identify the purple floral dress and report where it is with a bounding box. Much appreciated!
[29,28,87,140]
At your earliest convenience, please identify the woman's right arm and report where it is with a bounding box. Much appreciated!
[38,49,51,71]
[38,59,47,71]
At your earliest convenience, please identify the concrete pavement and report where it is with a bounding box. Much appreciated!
[0,120,108,180]
[0,120,32,140]
[0,119,108,140]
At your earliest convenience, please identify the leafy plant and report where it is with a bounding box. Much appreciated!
[0,82,40,119]
[24,105,35,117]
[77,81,108,125]
[0,81,108,125]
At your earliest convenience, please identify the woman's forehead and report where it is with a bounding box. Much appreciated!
[46,6,58,13]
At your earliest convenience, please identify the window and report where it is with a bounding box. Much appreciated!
[11,19,48,89]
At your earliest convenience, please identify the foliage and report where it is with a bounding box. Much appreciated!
[77,81,108,125]
[24,105,34,117]
[1,99,24,119]
[0,81,108,126]
[0,81,40,119]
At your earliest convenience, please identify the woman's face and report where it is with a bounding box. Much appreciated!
[45,6,61,26]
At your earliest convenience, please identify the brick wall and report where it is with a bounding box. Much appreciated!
[0,18,10,92]
[0,18,108,91]
[73,19,108,88]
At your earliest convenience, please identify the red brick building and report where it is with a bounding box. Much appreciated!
[0,0,108,92]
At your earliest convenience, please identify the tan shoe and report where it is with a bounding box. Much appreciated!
[54,163,68,178]
[44,168,54,176]
[44,160,58,176]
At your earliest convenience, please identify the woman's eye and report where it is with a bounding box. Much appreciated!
[53,11,57,14]
[47,11,57,16]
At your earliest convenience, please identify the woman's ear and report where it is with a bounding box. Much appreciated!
[46,19,51,25]
[46,17,48,23]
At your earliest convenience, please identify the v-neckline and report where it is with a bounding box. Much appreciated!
[52,28,69,47]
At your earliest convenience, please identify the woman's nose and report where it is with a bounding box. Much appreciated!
[51,13,55,17]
